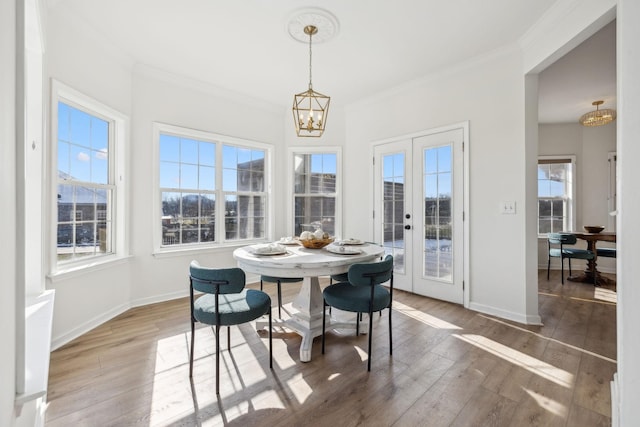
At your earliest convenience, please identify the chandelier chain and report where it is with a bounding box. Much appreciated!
[308,30,313,90]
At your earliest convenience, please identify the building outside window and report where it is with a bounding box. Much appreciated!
[157,124,270,249]
[538,157,575,235]
[53,81,126,268]
[292,150,340,236]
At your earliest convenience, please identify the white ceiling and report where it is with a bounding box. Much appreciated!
[48,0,615,122]
[538,20,616,124]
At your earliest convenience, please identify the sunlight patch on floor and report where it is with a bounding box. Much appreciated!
[287,373,313,404]
[523,387,568,418]
[594,287,617,303]
[477,314,617,364]
[393,301,462,329]
[539,291,616,306]
[354,345,368,361]
[454,334,574,388]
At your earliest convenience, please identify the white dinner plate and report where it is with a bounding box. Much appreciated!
[325,245,362,255]
[278,238,300,245]
[337,238,365,245]
[247,244,288,256]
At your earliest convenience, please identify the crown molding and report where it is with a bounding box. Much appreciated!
[346,42,520,112]
[133,63,284,115]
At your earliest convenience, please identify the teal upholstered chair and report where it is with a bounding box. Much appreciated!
[329,272,349,285]
[329,243,383,316]
[189,261,272,394]
[260,275,303,318]
[597,248,617,258]
[547,233,595,284]
[322,255,394,371]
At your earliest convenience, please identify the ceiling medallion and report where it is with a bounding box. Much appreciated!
[286,8,339,44]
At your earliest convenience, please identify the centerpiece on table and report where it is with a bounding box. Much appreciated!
[298,229,334,249]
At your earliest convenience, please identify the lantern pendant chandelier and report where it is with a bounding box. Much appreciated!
[579,100,617,127]
[292,25,330,137]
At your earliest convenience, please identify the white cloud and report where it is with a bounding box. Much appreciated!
[77,152,90,162]
[95,148,108,160]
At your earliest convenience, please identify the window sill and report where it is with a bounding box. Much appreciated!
[48,254,132,283]
[152,241,268,259]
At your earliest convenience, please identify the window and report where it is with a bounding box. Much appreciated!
[52,81,127,269]
[538,157,575,235]
[156,124,270,249]
[291,149,341,236]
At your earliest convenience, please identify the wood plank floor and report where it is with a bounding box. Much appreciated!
[45,270,617,426]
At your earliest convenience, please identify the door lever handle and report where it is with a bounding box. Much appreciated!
[404,225,411,230]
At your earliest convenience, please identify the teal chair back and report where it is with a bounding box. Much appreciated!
[190,262,245,294]
[548,233,577,246]
[348,254,394,287]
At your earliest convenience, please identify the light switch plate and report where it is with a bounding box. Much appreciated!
[501,201,516,214]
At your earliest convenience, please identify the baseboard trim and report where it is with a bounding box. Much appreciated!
[50,284,261,350]
[538,264,616,274]
[611,372,619,427]
[468,301,543,325]
[130,290,190,308]
[51,301,130,351]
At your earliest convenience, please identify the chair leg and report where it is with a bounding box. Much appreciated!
[189,319,195,377]
[389,306,393,356]
[568,258,572,276]
[561,258,565,285]
[356,313,360,336]
[269,307,273,369]
[367,310,374,372]
[322,301,327,354]
[215,324,220,395]
[227,326,231,350]
[277,280,282,318]
[547,256,551,281]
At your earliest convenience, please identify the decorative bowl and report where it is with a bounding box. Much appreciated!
[584,225,605,233]
[299,237,334,249]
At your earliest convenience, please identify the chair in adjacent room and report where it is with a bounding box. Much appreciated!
[260,275,303,318]
[322,255,394,371]
[189,261,272,394]
[597,247,617,258]
[547,233,595,284]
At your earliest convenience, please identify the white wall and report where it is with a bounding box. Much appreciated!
[1,1,17,424]
[45,8,134,347]
[345,47,536,323]
[617,0,640,424]
[537,123,617,273]
[127,65,284,305]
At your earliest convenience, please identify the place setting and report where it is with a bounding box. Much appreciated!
[246,243,290,256]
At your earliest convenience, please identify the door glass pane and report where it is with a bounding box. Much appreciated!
[423,145,453,281]
[382,152,405,273]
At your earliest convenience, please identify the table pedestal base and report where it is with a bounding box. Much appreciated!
[255,276,363,362]
[567,271,616,287]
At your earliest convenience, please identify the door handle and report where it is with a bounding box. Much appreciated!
[404,225,411,230]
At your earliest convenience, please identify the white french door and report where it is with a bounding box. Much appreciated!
[374,127,465,304]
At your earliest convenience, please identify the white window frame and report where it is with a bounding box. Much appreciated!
[153,123,273,254]
[287,146,342,238]
[49,80,128,276]
[537,155,576,236]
